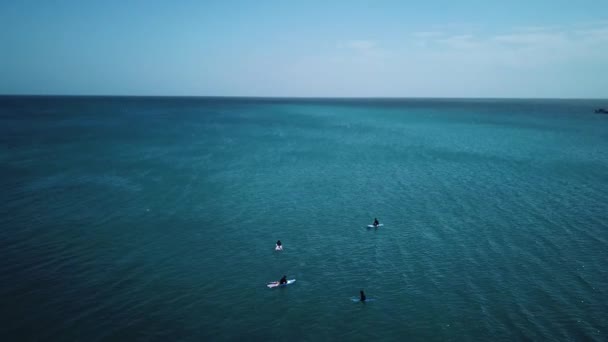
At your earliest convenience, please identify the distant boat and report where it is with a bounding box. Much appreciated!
[595,108,608,114]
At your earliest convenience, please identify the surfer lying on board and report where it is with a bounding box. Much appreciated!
[276,240,283,250]
[373,218,379,227]
[268,275,287,286]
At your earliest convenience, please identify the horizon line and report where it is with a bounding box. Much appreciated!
[1,94,607,101]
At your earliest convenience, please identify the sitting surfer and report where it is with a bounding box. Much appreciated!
[360,290,366,302]
[279,275,287,285]
[373,218,379,227]
[276,240,283,250]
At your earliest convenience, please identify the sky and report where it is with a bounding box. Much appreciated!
[1,0,607,98]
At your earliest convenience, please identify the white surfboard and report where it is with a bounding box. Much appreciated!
[267,279,296,288]
[367,224,384,228]
[351,297,376,302]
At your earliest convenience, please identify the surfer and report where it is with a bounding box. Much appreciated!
[267,275,290,288]
[269,275,287,287]
[276,240,283,250]
[373,218,379,227]
[267,275,289,287]
[360,290,366,302]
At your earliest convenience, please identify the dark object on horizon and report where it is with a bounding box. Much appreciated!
[360,290,366,302]
[595,108,608,114]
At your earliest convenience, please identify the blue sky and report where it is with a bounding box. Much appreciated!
[1,1,607,97]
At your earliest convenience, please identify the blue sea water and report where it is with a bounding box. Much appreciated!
[1,96,607,341]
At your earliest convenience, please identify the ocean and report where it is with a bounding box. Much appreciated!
[1,96,607,341]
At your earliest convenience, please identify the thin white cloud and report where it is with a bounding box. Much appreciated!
[436,34,478,49]
[418,23,608,71]
[409,22,608,46]
[575,27,608,42]
[411,31,444,39]
[341,40,376,50]
[491,32,567,45]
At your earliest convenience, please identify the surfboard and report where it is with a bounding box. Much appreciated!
[367,224,384,228]
[275,245,283,251]
[351,297,376,302]
[267,279,296,288]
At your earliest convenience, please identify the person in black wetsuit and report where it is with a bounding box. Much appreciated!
[360,290,366,302]
[276,240,282,247]
[373,218,379,227]
[279,275,287,285]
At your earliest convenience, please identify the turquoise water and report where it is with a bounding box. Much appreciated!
[1,97,607,341]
